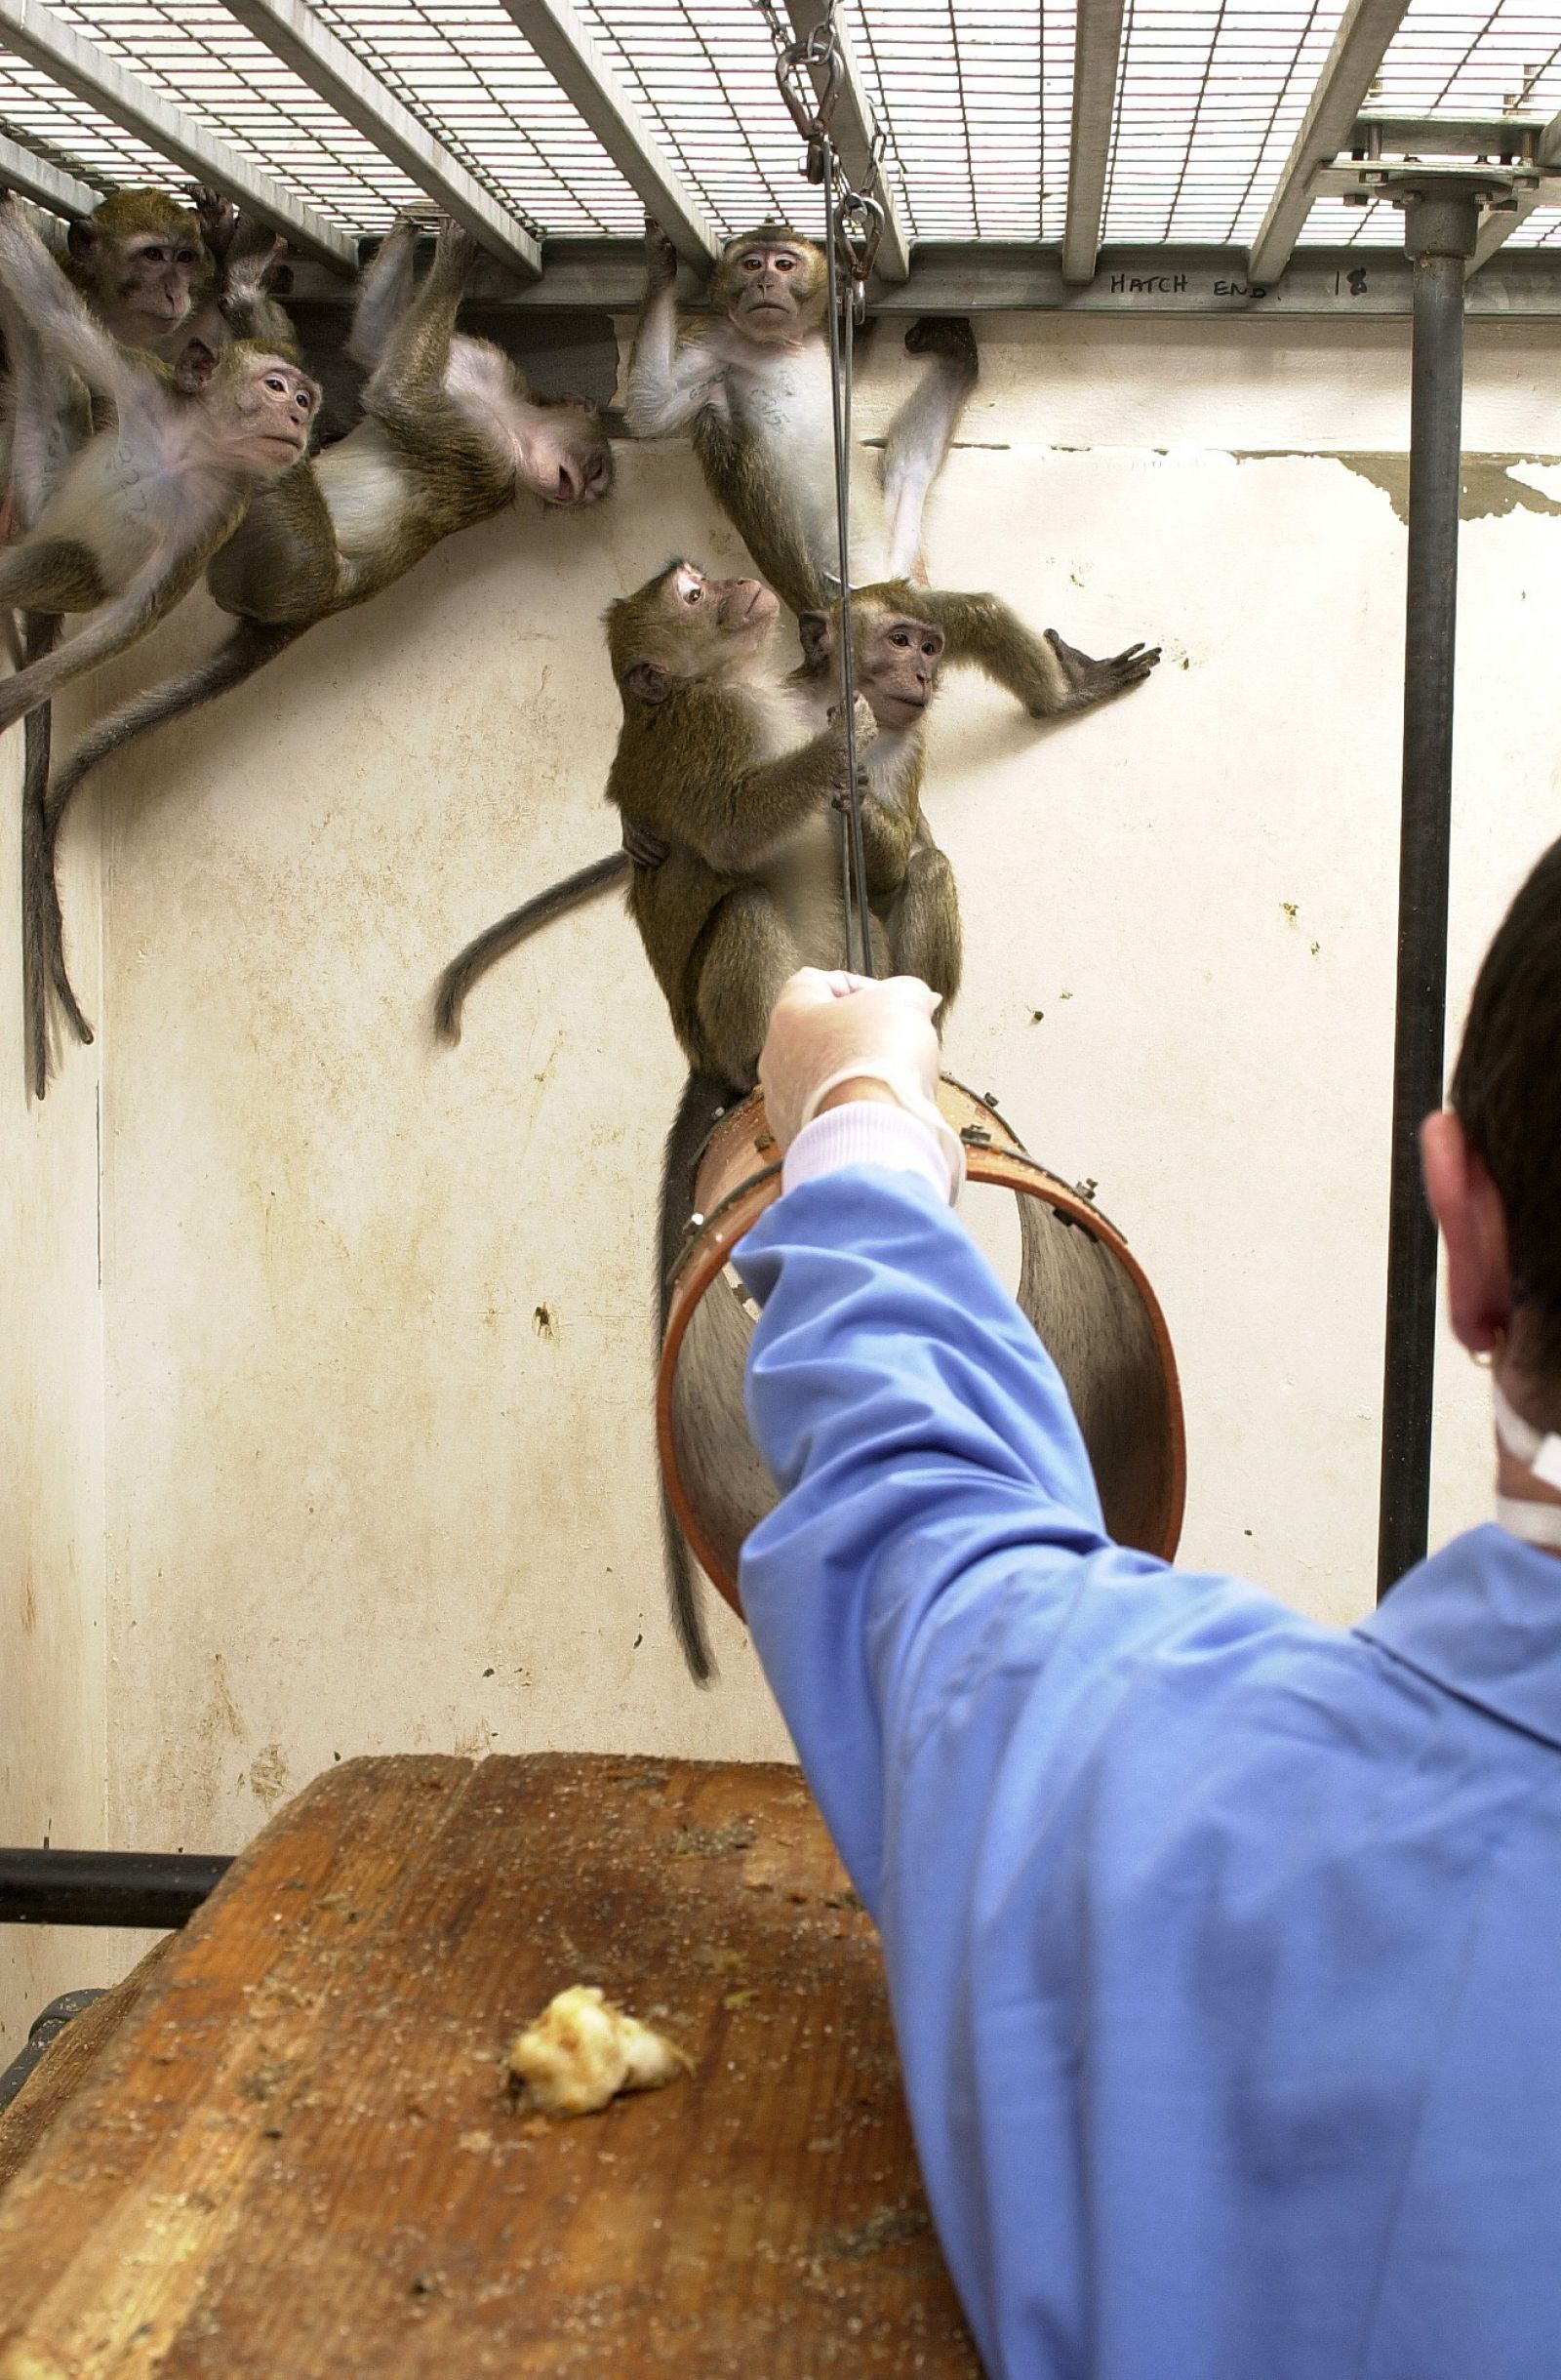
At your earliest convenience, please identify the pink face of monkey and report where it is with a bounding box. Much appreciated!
[519,395,615,508]
[715,230,828,346]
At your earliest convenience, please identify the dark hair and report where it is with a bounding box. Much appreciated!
[1450,835,1561,1379]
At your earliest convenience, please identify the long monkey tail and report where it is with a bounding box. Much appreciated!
[658,1070,741,1686]
[37,619,303,1080]
[434,851,630,1044]
[20,612,60,1102]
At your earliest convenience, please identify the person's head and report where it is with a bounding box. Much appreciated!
[1423,835,1561,1422]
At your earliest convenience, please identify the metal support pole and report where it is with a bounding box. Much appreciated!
[0,1849,230,1928]
[1377,172,1506,1598]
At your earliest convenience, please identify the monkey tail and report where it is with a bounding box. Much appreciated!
[19,612,59,1101]
[659,1069,741,1686]
[39,620,302,1076]
[434,852,630,1044]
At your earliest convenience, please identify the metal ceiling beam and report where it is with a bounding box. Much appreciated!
[218,0,542,277]
[0,127,100,220]
[1248,0,1410,287]
[1061,0,1125,285]
[1467,109,1561,274]
[0,0,356,267]
[783,1,910,282]
[501,0,718,267]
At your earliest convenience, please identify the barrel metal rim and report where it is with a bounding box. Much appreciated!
[657,1080,1188,1618]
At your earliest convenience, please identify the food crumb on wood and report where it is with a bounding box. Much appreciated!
[507,1986,691,2118]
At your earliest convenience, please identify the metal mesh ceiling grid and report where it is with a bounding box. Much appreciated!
[49,0,427,226]
[1305,2,1561,248]
[575,1,828,238]
[0,58,168,189]
[6,1,1561,257]
[1101,4,1350,248]
[313,0,639,232]
[851,2,1071,241]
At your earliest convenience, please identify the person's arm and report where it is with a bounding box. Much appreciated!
[737,1131,1152,1907]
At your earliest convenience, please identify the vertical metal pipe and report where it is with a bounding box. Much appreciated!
[1376,180,1492,1597]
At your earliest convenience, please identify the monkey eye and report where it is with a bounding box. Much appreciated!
[742,255,762,269]
[682,584,702,604]
[177,248,198,264]
[890,629,910,645]
[775,255,796,271]
[144,245,165,262]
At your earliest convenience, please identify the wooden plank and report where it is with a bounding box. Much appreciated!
[0,1755,978,2376]
[0,1939,174,2198]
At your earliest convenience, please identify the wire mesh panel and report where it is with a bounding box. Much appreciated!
[313,0,641,233]
[49,0,427,227]
[1305,1,1561,247]
[1100,3,1349,248]
[573,1,825,238]
[0,56,166,190]
[6,1,1561,255]
[851,2,1071,241]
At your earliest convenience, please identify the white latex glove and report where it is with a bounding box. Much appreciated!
[758,969,966,1196]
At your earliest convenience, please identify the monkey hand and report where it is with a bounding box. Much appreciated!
[192,187,238,260]
[644,217,679,294]
[828,690,878,755]
[758,969,964,1198]
[620,817,669,869]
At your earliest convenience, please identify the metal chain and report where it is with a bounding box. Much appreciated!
[752,1,886,973]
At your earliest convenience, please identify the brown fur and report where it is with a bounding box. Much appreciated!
[34,212,614,1088]
[626,215,1160,717]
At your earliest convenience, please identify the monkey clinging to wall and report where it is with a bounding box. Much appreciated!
[625,218,1159,721]
[434,585,961,1044]
[580,558,965,1684]
[0,192,318,744]
[33,210,615,1089]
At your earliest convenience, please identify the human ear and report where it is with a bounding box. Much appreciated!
[1421,1109,1512,1354]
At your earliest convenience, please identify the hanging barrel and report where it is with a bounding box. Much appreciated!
[659,1077,1186,1610]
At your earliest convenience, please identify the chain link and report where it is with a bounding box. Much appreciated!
[750,2,881,973]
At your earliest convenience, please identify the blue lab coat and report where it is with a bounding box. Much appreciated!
[736,1165,1561,2380]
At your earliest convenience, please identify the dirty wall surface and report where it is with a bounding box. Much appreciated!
[4,308,1559,2053]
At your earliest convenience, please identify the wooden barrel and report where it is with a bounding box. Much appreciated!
[659,1077,1186,1609]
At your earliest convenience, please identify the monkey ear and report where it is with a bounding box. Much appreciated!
[174,339,219,393]
[65,218,97,262]
[622,660,673,706]
[797,610,834,666]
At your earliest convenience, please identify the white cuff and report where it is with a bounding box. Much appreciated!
[781,1101,957,1203]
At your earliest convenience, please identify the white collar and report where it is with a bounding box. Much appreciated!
[1493,1380,1561,1550]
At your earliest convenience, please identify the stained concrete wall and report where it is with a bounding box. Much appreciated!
[5,306,1561,2057]
[0,722,129,2060]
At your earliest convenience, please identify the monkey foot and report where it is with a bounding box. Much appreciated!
[904,316,979,370]
[1039,631,1161,715]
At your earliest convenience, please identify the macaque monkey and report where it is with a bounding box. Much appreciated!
[32,212,614,1084]
[0,195,316,740]
[608,556,874,1681]
[625,218,1159,719]
[434,587,960,1040]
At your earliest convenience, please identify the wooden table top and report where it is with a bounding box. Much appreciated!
[0,1755,981,2377]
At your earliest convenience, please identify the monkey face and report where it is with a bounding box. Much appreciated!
[611,560,780,704]
[860,614,944,728]
[528,400,615,507]
[220,352,320,473]
[117,228,205,328]
[718,235,824,344]
[668,561,779,640]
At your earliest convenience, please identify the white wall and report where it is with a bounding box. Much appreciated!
[0,716,129,2058]
[5,306,1560,2055]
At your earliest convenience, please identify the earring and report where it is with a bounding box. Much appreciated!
[1469,1324,1507,1370]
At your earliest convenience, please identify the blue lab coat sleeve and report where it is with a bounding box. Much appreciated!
[733,1165,1561,2380]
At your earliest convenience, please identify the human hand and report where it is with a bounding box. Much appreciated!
[758,969,965,1194]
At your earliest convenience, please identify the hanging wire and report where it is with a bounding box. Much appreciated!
[753,0,885,975]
